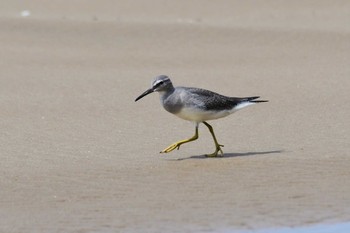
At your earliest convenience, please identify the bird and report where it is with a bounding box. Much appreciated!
[135,75,268,157]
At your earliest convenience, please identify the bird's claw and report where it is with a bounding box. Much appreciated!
[205,144,224,157]
[160,143,181,153]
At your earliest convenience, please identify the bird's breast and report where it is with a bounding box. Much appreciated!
[160,92,183,114]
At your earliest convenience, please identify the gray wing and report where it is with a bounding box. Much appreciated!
[183,87,243,111]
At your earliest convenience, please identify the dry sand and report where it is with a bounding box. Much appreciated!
[1,1,350,232]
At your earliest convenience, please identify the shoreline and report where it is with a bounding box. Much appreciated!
[1,1,350,232]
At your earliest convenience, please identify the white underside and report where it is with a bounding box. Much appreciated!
[233,101,256,111]
[175,101,256,122]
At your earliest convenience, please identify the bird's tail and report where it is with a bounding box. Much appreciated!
[244,96,268,103]
[232,96,268,111]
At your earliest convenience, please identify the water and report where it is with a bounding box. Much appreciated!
[239,222,350,233]
[216,222,350,233]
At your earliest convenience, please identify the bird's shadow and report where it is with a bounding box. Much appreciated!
[171,150,284,161]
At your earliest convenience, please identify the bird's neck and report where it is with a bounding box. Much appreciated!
[158,86,175,102]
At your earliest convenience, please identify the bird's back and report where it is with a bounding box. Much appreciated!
[178,87,242,111]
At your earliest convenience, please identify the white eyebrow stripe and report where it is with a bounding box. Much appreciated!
[153,78,169,86]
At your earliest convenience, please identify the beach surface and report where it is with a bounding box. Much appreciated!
[1,1,350,232]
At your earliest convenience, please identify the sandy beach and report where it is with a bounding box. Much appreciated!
[1,1,350,232]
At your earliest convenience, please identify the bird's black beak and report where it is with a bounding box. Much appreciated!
[135,88,154,102]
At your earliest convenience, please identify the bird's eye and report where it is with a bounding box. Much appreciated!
[154,81,163,88]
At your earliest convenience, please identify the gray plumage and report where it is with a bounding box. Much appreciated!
[135,75,267,123]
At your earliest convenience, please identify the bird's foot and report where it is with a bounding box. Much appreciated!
[160,134,198,154]
[160,142,182,153]
[205,144,224,157]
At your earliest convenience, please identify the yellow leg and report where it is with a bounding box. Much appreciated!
[161,124,199,153]
[203,121,224,157]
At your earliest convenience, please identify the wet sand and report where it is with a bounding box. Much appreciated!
[1,1,350,232]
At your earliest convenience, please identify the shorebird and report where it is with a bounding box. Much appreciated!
[135,75,268,157]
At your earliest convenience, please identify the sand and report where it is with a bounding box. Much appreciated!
[1,1,350,232]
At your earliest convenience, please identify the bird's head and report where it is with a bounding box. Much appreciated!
[135,75,173,101]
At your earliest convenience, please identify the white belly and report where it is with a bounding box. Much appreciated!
[175,107,231,122]
[174,101,256,122]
